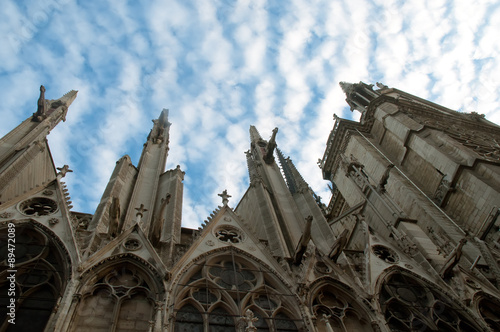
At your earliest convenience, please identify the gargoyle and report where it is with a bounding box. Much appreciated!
[293,215,313,265]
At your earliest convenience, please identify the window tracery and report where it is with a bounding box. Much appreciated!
[372,245,399,264]
[478,297,500,331]
[214,226,243,243]
[0,224,68,332]
[311,284,375,332]
[173,253,302,331]
[71,265,156,332]
[18,197,58,216]
[379,272,481,331]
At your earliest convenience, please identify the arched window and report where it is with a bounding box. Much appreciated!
[175,304,204,332]
[379,272,481,331]
[478,297,500,331]
[0,224,69,332]
[173,251,303,331]
[70,265,156,332]
[311,283,375,332]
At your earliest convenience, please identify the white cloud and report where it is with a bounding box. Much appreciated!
[0,0,499,228]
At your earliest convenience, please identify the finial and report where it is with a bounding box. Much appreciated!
[218,190,231,206]
[135,204,148,224]
[56,165,73,179]
[249,126,263,142]
[158,108,170,127]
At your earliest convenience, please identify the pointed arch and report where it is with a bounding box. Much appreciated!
[175,303,204,332]
[0,222,70,332]
[170,247,305,331]
[376,268,485,331]
[308,277,377,332]
[69,259,163,332]
[473,292,500,331]
[208,306,237,331]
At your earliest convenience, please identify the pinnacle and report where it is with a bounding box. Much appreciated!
[158,108,170,127]
[58,90,78,107]
[249,125,263,142]
[339,81,355,95]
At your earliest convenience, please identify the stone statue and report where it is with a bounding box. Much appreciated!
[293,215,313,265]
[34,85,48,121]
[264,127,278,164]
[329,228,349,262]
[440,238,467,279]
[151,194,171,246]
[378,164,394,192]
[108,197,120,238]
[244,309,259,332]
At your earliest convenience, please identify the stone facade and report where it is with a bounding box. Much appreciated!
[0,83,499,331]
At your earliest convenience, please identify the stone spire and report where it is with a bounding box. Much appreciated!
[123,109,171,233]
[0,86,77,205]
[277,149,309,194]
[277,149,298,194]
[147,108,170,144]
[249,125,263,143]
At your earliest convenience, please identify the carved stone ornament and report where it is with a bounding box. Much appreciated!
[465,278,480,290]
[0,212,13,218]
[43,189,54,196]
[372,245,399,264]
[214,226,243,243]
[123,238,142,251]
[19,197,58,216]
[206,240,215,247]
[314,261,332,274]
[48,218,59,225]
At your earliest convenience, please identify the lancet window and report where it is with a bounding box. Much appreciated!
[379,272,481,331]
[70,264,157,332]
[173,252,302,331]
[0,223,68,332]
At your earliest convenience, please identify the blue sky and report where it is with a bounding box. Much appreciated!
[1,0,499,228]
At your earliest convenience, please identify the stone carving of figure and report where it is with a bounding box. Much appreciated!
[108,197,120,238]
[440,238,467,279]
[293,216,313,265]
[244,309,259,332]
[34,85,48,121]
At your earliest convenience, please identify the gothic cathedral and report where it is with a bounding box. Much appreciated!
[1,82,500,331]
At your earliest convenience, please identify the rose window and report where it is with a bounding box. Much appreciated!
[372,245,399,263]
[215,226,243,243]
[123,238,141,251]
[19,197,58,216]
